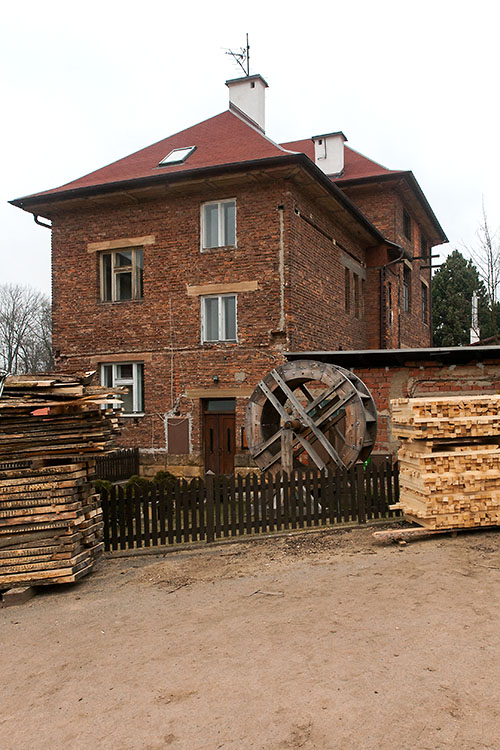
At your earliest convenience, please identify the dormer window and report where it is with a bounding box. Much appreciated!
[158,146,196,166]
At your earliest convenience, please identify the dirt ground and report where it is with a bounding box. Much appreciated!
[2,525,500,750]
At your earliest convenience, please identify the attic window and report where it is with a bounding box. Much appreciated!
[158,146,196,166]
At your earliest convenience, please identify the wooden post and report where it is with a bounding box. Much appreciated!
[357,464,366,524]
[281,428,293,476]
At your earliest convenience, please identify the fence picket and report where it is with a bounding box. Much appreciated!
[320,471,328,526]
[252,472,260,535]
[237,474,245,536]
[174,481,182,543]
[125,483,134,548]
[142,486,151,547]
[206,474,214,543]
[265,472,272,533]
[158,482,166,545]
[222,476,230,537]
[273,472,281,532]
[180,479,189,543]
[102,490,110,550]
[244,474,252,536]
[357,465,366,524]
[134,485,143,548]
[188,479,197,542]
[109,486,118,551]
[229,475,237,537]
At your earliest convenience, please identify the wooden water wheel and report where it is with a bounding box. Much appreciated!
[245,360,377,475]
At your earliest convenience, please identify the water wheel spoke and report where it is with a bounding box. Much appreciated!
[303,382,344,415]
[252,427,285,458]
[312,391,357,428]
[294,434,328,471]
[257,379,289,420]
[299,383,315,402]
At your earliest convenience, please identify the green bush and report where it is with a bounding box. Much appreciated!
[125,474,153,490]
[153,470,178,486]
[94,479,113,493]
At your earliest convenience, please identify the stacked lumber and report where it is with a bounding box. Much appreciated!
[391,394,500,529]
[0,373,123,589]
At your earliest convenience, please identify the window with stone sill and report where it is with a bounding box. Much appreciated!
[100,247,143,302]
[201,200,236,250]
[101,362,144,414]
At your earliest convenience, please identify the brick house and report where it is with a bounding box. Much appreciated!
[11,74,447,476]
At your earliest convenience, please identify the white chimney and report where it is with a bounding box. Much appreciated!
[312,132,347,176]
[226,74,268,132]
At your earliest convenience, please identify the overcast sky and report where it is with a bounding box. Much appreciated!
[2,0,499,296]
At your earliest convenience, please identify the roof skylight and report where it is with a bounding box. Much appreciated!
[158,146,196,166]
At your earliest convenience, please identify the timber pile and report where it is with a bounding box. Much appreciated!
[391,394,500,530]
[0,373,123,589]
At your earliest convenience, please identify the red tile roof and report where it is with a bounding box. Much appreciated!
[19,110,404,203]
[29,111,290,199]
[280,138,401,181]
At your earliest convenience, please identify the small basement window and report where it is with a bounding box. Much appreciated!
[158,146,196,166]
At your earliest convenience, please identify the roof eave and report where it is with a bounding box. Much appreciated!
[337,171,448,244]
[10,152,396,249]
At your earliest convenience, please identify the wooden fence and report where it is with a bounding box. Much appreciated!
[101,460,400,551]
[96,448,140,482]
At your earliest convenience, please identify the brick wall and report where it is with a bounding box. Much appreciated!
[341,183,432,348]
[51,171,440,475]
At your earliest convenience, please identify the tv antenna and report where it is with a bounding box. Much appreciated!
[225,33,250,76]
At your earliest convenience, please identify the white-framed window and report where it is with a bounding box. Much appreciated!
[101,362,144,414]
[201,294,237,342]
[201,200,236,249]
[100,247,143,302]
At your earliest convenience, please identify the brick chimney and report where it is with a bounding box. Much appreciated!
[226,74,268,132]
[312,132,347,177]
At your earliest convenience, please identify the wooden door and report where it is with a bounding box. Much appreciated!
[204,401,235,475]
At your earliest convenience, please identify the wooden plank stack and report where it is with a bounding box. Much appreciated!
[391,394,500,529]
[0,373,123,589]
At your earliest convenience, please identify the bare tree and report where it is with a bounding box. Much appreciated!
[0,284,52,374]
[465,203,500,341]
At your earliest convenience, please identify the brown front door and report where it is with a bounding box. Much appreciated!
[204,399,236,475]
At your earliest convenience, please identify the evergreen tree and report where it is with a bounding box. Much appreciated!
[432,250,492,346]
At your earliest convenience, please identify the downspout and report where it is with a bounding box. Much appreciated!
[373,246,405,349]
[33,215,52,229]
[278,204,285,332]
